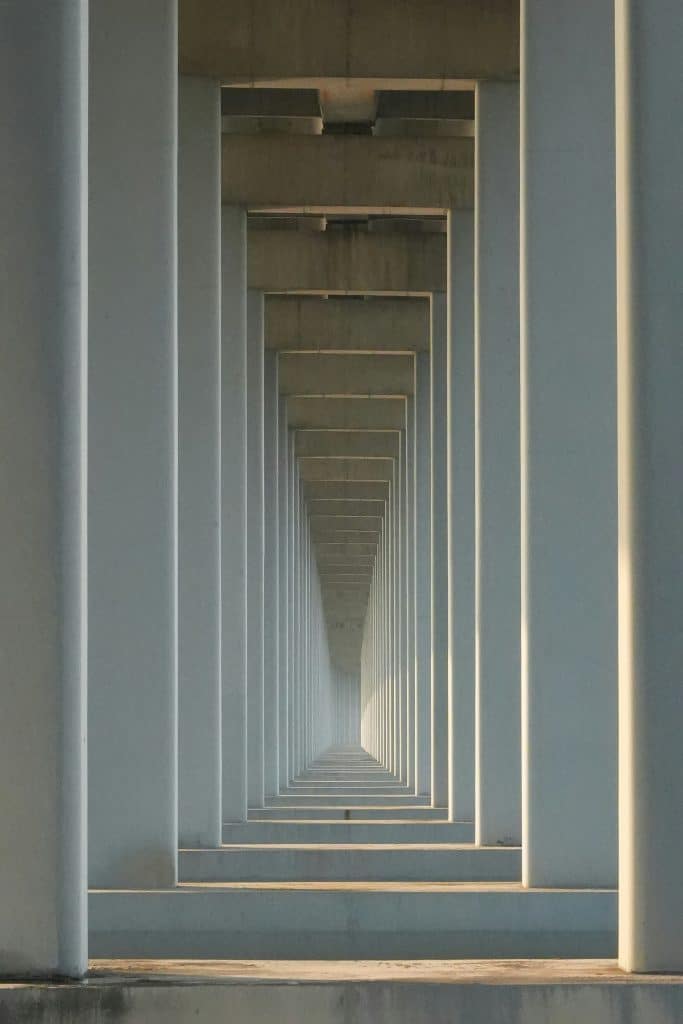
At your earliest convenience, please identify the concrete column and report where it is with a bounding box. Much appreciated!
[447,210,476,825]
[89,0,178,888]
[277,395,290,791]
[474,83,521,847]
[178,76,222,849]
[431,293,449,808]
[287,433,297,780]
[415,353,432,796]
[221,207,248,823]
[246,289,265,807]
[616,0,683,973]
[405,399,416,792]
[0,0,87,978]
[263,351,279,797]
[521,0,617,887]
[399,435,409,784]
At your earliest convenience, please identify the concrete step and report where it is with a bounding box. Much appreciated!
[180,844,520,883]
[264,794,433,806]
[90,884,616,960]
[7,960,683,1024]
[224,820,473,844]
[248,806,449,821]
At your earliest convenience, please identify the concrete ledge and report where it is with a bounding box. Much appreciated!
[247,806,448,820]
[5,961,683,1023]
[179,845,521,883]
[89,886,616,959]
[222,821,474,844]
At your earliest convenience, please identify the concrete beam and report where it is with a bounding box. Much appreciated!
[180,0,520,83]
[280,353,414,397]
[306,481,390,501]
[315,542,379,558]
[300,457,394,482]
[288,397,405,430]
[308,500,385,518]
[266,295,430,353]
[248,228,445,294]
[296,432,399,459]
[310,515,383,533]
[223,135,473,211]
[314,531,380,545]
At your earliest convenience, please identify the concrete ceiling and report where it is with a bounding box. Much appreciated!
[184,3,498,673]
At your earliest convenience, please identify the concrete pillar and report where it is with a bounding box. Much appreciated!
[178,76,222,849]
[474,82,521,847]
[447,210,476,825]
[0,0,87,978]
[247,289,265,807]
[431,293,449,808]
[415,353,432,796]
[521,0,617,887]
[221,207,248,823]
[287,433,297,780]
[263,351,279,797]
[277,395,290,791]
[89,0,178,888]
[616,0,683,973]
[405,399,416,792]
[399,433,409,784]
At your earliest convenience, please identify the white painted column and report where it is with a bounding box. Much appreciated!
[521,0,617,887]
[89,0,178,888]
[178,76,222,849]
[263,351,279,796]
[415,353,432,796]
[447,211,476,825]
[278,395,290,791]
[246,289,265,807]
[430,293,449,808]
[221,206,248,823]
[474,83,522,847]
[616,0,683,973]
[0,0,87,977]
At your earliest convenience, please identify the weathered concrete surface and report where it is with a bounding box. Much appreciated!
[308,482,390,502]
[289,397,406,430]
[89,886,616,959]
[248,228,445,294]
[279,353,414,397]
[296,433,399,459]
[302,459,394,482]
[179,0,520,81]
[266,295,430,352]
[248,806,449,821]
[5,963,683,1024]
[221,821,473,843]
[179,845,520,883]
[223,135,473,211]
[310,499,385,518]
